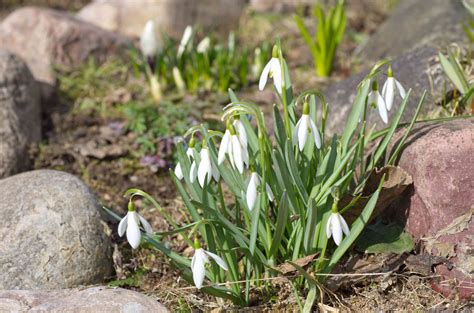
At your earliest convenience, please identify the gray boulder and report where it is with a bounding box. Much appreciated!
[0,287,168,312]
[359,0,469,61]
[0,170,113,289]
[0,50,41,179]
[324,46,444,136]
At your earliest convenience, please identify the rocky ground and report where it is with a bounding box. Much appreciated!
[0,0,472,311]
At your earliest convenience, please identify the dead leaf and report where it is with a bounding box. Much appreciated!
[404,254,451,276]
[78,140,126,159]
[422,207,473,257]
[274,253,319,275]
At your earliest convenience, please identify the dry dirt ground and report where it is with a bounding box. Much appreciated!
[1,0,472,311]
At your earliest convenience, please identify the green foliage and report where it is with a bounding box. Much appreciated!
[108,44,426,308]
[438,50,473,115]
[121,100,190,155]
[133,32,271,94]
[356,220,414,254]
[294,0,346,77]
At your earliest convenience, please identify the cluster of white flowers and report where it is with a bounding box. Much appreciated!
[118,46,407,290]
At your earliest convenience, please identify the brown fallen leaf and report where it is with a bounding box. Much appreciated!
[273,253,320,275]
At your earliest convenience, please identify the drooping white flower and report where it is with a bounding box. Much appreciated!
[197,146,220,187]
[368,81,388,124]
[197,37,211,53]
[381,66,406,111]
[326,212,350,246]
[259,57,282,94]
[118,209,153,249]
[175,146,195,180]
[191,247,228,289]
[246,171,274,211]
[233,117,248,152]
[218,124,248,173]
[177,25,193,57]
[259,46,283,94]
[293,101,321,151]
[140,20,159,58]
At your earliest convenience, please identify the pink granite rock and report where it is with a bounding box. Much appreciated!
[389,119,473,299]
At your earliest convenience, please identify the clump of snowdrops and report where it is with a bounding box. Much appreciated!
[133,21,271,104]
[108,43,424,309]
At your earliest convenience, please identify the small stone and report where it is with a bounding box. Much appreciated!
[77,0,246,39]
[0,287,168,312]
[0,50,41,178]
[0,7,130,88]
[0,170,113,289]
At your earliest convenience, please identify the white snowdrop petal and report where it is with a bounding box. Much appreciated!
[186,147,195,159]
[118,214,128,237]
[234,120,248,149]
[331,215,343,246]
[376,92,388,124]
[326,214,333,239]
[138,213,153,234]
[246,173,258,210]
[381,79,388,98]
[189,161,197,182]
[297,115,309,151]
[338,214,350,236]
[258,61,272,91]
[192,249,207,289]
[271,58,283,94]
[293,118,302,144]
[309,118,322,149]
[126,212,142,249]
[231,136,244,173]
[218,130,231,165]
[175,163,183,180]
[384,77,395,111]
[395,79,406,99]
[205,251,229,271]
[198,150,211,187]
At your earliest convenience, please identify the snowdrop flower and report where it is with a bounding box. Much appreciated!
[246,171,274,211]
[368,81,388,124]
[197,37,211,53]
[218,122,248,173]
[381,66,406,111]
[197,143,220,187]
[191,241,228,289]
[177,25,193,57]
[259,45,283,94]
[174,137,196,180]
[118,202,153,249]
[326,211,350,246]
[233,115,248,151]
[293,100,321,151]
[140,20,159,59]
